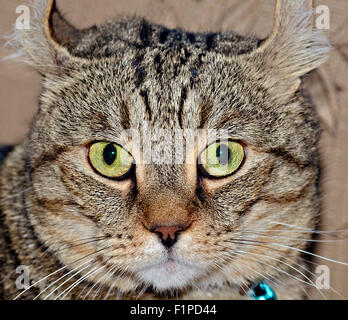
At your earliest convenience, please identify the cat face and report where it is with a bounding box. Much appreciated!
[10,0,329,295]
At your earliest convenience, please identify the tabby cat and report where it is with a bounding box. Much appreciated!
[0,0,331,299]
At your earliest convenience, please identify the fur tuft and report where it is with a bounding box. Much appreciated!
[270,0,331,77]
[4,0,64,74]
[248,0,331,82]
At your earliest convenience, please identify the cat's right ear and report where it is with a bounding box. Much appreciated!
[5,0,86,75]
[241,0,330,94]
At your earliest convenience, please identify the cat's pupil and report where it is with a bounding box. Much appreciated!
[103,143,117,165]
[216,144,230,166]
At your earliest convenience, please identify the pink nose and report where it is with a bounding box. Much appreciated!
[151,225,186,248]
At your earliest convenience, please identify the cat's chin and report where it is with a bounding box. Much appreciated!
[136,258,203,291]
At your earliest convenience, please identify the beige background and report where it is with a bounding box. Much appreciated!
[0,0,347,299]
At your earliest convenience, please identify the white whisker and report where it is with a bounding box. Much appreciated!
[43,260,96,300]
[33,259,93,300]
[56,259,112,300]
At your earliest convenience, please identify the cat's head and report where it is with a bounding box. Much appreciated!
[8,0,330,295]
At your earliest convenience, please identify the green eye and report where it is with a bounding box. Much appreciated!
[199,141,244,178]
[89,142,134,179]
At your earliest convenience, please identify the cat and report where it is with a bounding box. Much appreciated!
[0,0,331,300]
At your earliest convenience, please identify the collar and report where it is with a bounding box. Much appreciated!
[240,281,277,300]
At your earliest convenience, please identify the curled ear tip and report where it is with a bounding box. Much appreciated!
[242,0,330,84]
[43,0,81,52]
[4,0,83,74]
[45,0,56,21]
[276,0,314,13]
[46,0,56,8]
[44,0,60,26]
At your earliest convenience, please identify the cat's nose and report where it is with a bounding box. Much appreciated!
[151,225,186,248]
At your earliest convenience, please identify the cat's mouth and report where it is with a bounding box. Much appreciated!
[134,256,204,291]
[157,257,181,272]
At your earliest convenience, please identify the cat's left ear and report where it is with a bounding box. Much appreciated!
[243,0,331,93]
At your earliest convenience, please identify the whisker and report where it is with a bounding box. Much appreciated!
[219,237,344,298]
[103,266,134,300]
[14,244,112,300]
[92,263,130,300]
[269,222,348,234]
[50,262,102,300]
[242,230,348,243]
[230,251,314,299]
[222,236,348,267]
[136,283,150,300]
[37,259,95,300]
[50,236,109,255]
[83,263,119,300]
[56,257,113,300]
[236,249,327,299]
[103,274,122,300]
[259,241,348,267]
[38,236,108,260]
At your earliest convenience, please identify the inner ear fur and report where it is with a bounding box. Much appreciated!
[257,0,314,53]
[44,0,82,53]
[6,0,85,75]
[242,0,330,93]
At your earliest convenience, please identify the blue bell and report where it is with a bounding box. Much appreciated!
[249,282,277,300]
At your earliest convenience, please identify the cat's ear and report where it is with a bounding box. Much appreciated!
[245,0,330,93]
[5,0,85,75]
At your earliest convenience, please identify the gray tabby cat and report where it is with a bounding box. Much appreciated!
[0,0,330,300]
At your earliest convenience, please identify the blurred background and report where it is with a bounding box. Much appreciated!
[0,0,347,299]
